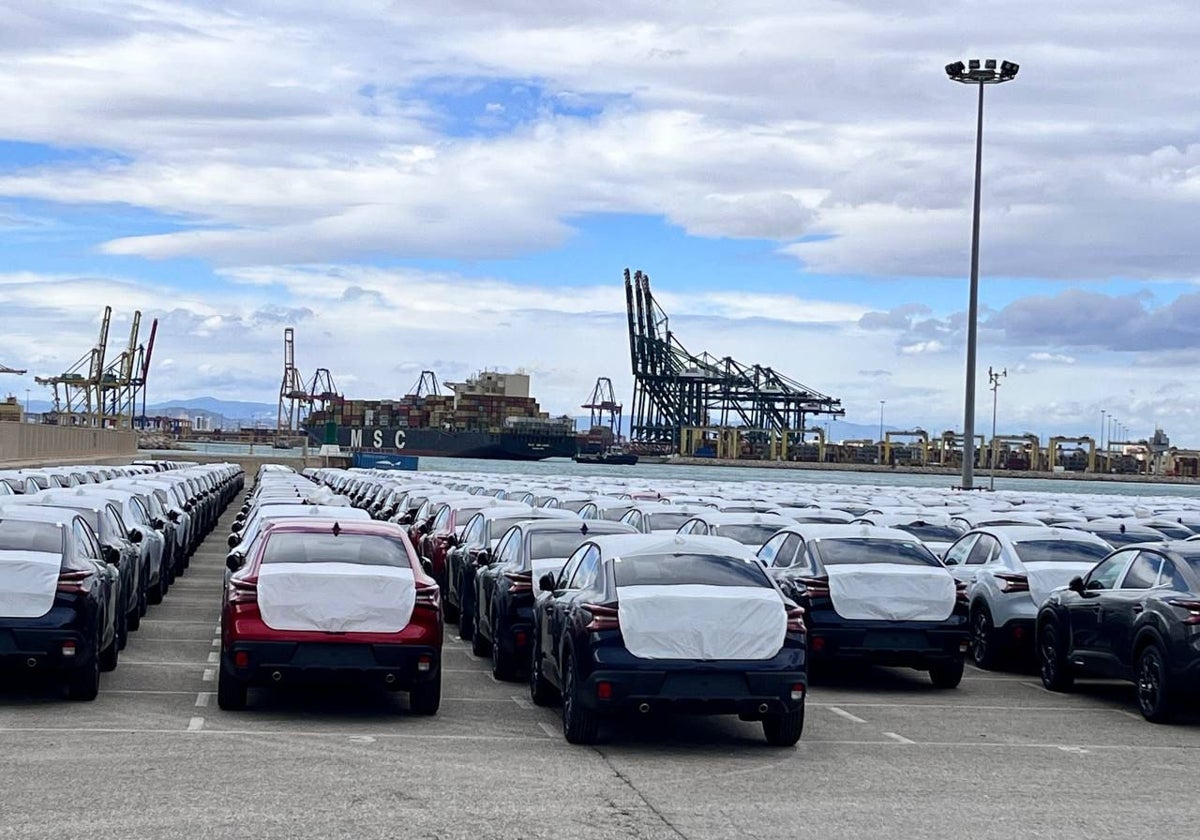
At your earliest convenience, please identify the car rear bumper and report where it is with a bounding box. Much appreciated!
[223,641,440,689]
[578,667,806,716]
[809,623,968,667]
[0,607,98,673]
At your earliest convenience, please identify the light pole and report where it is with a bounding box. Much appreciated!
[1100,409,1106,450]
[988,367,1007,490]
[879,400,886,464]
[946,58,1019,489]
[24,388,30,420]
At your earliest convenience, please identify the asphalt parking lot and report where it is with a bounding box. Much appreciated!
[2,504,1197,840]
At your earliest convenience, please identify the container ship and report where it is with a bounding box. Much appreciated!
[305,371,578,461]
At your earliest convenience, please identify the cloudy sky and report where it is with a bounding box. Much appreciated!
[1,0,1198,441]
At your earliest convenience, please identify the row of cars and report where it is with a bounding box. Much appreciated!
[0,460,243,699]
[323,469,1200,726]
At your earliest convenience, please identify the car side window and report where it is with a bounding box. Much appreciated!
[493,529,518,567]
[1158,560,1188,591]
[758,533,788,566]
[570,546,602,590]
[966,535,997,566]
[775,535,803,569]
[556,545,588,590]
[73,521,101,561]
[1085,551,1134,591]
[463,516,484,547]
[943,534,978,566]
[1119,552,1161,590]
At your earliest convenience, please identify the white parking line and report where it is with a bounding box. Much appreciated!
[537,722,559,739]
[207,652,219,664]
[511,695,533,711]
[187,717,205,731]
[202,669,214,682]
[883,732,916,745]
[211,639,220,648]
[828,706,868,724]
[195,693,211,708]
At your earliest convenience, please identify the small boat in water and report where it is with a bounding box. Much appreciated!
[574,447,639,466]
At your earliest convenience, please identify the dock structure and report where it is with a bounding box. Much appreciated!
[623,268,844,458]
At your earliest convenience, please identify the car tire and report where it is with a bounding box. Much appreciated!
[471,623,490,657]
[1038,622,1074,693]
[562,655,599,745]
[929,657,964,689]
[128,604,141,632]
[492,633,517,681]
[66,635,101,702]
[970,603,1000,670]
[458,608,474,642]
[409,677,441,716]
[147,576,164,606]
[100,620,120,672]
[1135,643,1175,723]
[217,665,248,711]
[530,644,560,707]
[443,599,460,623]
[762,701,805,747]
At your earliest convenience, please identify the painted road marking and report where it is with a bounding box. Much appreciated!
[883,732,916,745]
[828,706,867,724]
[202,669,214,682]
[195,693,211,708]
[187,717,205,731]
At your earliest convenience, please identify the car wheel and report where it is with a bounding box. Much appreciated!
[458,607,474,642]
[115,600,129,652]
[443,599,460,623]
[471,622,490,657]
[100,618,120,672]
[929,657,964,689]
[147,576,164,606]
[492,632,517,681]
[561,655,599,745]
[530,643,560,707]
[762,700,805,747]
[970,603,1000,670]
[217,664,248,711]
[128,604,141,632]
[1136,643,1175,723]
[66,634,100,702]
[1039,622,1074,692]
[409,677,441,716]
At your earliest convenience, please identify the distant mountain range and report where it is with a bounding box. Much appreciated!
[147,397,277,421]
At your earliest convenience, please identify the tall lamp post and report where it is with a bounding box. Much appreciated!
[946,58,1019,489]
[988,367,1007,490]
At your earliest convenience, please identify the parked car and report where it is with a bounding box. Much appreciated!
[941,526,1113,668]
[531,534,807,746]
[471,519,636,678]
[757,524,968,686]
[0,506,123,699]
[1037,540,1200,722]
[219,518,443,713]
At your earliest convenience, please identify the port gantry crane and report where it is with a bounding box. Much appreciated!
[582,377,623,440]
[99,310,159,428]
[35,306,112,426]
[623,268,844,458]
[275,327,312,446]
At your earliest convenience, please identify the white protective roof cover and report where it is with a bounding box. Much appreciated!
[0,550,61,618]
[600,534,786,661]
[258,562,415,633]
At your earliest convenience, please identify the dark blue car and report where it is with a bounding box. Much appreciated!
[0,506,122,700]
[531,534,808,746]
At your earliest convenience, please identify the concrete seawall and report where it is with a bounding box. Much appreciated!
[0,423,138,468]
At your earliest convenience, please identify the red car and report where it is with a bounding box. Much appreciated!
[218,518,442,713]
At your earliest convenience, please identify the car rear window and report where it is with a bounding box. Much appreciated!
[644,512,694,531]
[262,533,410,567]
[896,523,962,542]
[614,553,772,588]
[530,532,592,560]
[712,524,783,545]
[1086,528,1156,546]
[0,519,64,554]
[1012,540,1111,564]
[813,538,940,567]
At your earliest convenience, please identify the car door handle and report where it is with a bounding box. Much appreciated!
[1131,604,1144,614]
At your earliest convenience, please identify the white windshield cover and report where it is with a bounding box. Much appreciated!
[257,562,415,633]
[1024,561,1098,605]
[531,557,570,595]
[826,563,955,622]
[616,584,786,661]
[0,551,61,619]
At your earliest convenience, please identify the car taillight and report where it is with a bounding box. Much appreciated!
[415,584,441,609]
[1167,598,1200,624]
[57,569,94,594]
[583,604,620,631]
[786,606,807,633]
[797,576,830,598]
[503,572,533,594]
[229,577,258,604]
[995,573,1029,594]
[955,580,969,605]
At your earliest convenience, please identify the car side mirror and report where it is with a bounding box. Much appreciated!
[128,528,143,544]
[226,552,245,573]
[102,544,121,565]
[227,533,241,548]
[539,573,558,593]
[474,549,492,566]
[420,557,434,575]
[1068,576,1085,594]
